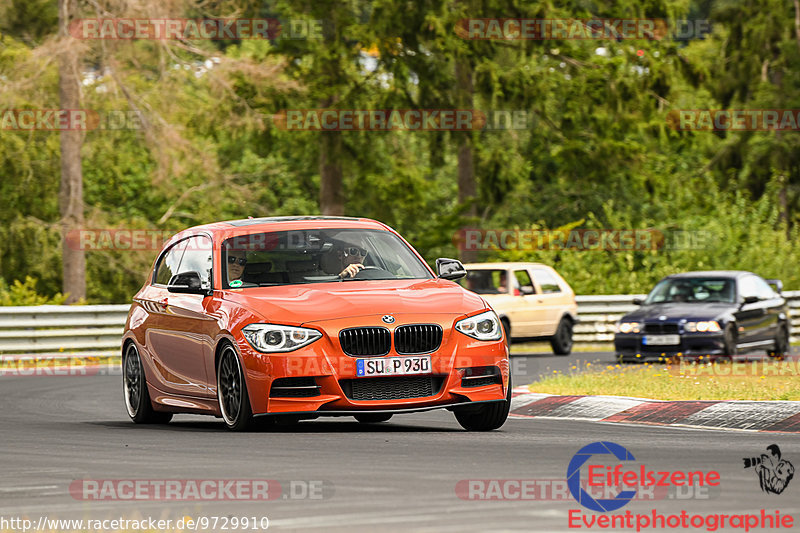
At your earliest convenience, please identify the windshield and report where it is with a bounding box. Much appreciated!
[644,278,735,304]
[221,228,433,288]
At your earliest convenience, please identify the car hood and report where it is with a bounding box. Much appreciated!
[221,278,486,325]
[623,302,734,321]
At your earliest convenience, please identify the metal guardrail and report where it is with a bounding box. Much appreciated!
[1,292,799,357]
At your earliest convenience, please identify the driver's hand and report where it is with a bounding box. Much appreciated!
[339,263,364,278]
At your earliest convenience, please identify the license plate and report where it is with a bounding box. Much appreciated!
[356,356,431,377]
[643,334,680,345]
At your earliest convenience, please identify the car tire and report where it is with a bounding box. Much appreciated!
[550,318,574,356]
[501,318,511,350]
[722,324,738,359]
[768,324,789,359]
[217,343,254,431]
[454,376,511,431]
[123,343,173,424]
[354,413,393,423]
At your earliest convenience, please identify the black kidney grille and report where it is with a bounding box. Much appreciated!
[340,376,445,401]
[644,323,679,334]
[339,327,391,356]
[394,324,443,354]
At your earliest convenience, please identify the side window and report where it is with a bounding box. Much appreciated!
[752,276,776,300]
[738,276,759,300]
[532,269,562,294]
[514,270,535,294]
[177,236,213,290]
[154,240,188,285]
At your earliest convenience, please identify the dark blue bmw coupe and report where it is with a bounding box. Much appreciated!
[614,271,789,362]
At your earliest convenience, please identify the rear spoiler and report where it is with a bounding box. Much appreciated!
[766,279,784,294]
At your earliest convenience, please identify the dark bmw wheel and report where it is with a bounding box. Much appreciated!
[354,413,393,423]
[454,376,511,431]
[550,318,574,355]
[217,343,254,431]
[123,343,172,424]
[722,324,738,360]
[768,325,789,359]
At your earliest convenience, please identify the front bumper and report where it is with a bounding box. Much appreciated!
[237,314,510,415]
[615,332,726,362]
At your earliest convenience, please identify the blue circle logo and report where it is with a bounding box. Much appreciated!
[567,441,637,512]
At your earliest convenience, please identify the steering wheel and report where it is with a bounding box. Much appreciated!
[352,266,391,279]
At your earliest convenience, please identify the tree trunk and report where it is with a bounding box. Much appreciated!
[58,0,86,303]
[455,56,477,262]
[319,131,344,215]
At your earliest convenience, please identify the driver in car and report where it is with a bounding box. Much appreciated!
[226,249,247,283]
[335,245,368,278]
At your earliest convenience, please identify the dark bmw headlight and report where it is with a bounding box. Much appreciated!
[684,320,721,333]
[455,310,502,341]
[242,324,322,353]
[615,321,641,334]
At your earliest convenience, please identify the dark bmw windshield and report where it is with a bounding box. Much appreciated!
[644,278,735,304]
[222,228,433,288]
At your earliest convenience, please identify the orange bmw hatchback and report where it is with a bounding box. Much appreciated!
[122,217,511,431]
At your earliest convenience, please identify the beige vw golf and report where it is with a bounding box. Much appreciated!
[461,262,578,354]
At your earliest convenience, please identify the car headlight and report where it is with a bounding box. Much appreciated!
[615,321,641,334]
[684,321,721,333]
[455,310,503,341]
[242,324,322,353]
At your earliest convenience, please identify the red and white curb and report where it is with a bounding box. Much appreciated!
[510,386,800,433]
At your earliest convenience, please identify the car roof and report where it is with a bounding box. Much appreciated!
[177,216,391,234]
[463,262,551,270]
[665,270,754,279]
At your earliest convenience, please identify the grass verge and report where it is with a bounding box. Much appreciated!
[528,360,800,401]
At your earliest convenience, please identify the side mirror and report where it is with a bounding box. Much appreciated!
[168,271,210,295]
[742,295,759,305]
[436,258,467,280]
[766,279,783,294]
[519,286,534,295]
[632,298,643,305]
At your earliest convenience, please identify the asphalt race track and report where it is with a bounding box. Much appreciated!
[1,352,798,533]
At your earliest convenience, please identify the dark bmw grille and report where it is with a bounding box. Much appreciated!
[269,377,320,398]
[644,323,679,334]
[339,327,391,356]
[394,324,443,354]
[340,376,445,401]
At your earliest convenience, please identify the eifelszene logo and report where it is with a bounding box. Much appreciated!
[567,441,638,512]
[743,445,795,495]
[566,441,721,512]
